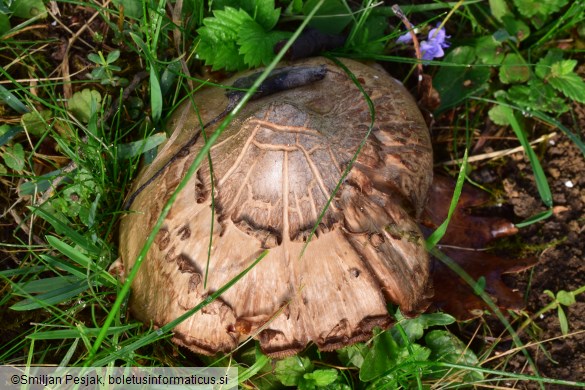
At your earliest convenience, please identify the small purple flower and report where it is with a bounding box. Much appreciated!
[421,26,450,60]
[396,31,414,44]
[396,25,450,61]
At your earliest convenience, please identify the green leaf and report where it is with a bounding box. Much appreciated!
[556,290,576,306]
[9,0,47,19]
[238,20,291,67]
[112,0,144,19]
[360,329,401,382]
[489,0,511,21]
[303,0,352,34]
[87,52,103,64]
[488,105,511,126]
[513,0,569,18]
[241,0,281,30]
[337,343,368,368]
[502,16,530,42]
[535,50,564,79]
[425,330,483,382]
[21,110,51,136]
[115,132,166,160]
[0,13,10,35]
[302,369,338,387]
[3,142,25,172]
[475,36,504,65]
[434,46,490,113]
[106,50,120,64]
[499,53,530,84]
[557,306,569,335]
[67,89,102,123]
[546,60,585,103]
[149,67,162,122]
[275,356,313,386]
[393,311,456,344]
[196,7,252,71]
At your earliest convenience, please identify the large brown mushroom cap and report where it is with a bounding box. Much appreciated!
[119,57,433,357]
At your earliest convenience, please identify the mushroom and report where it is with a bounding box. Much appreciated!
[119,57,434,357]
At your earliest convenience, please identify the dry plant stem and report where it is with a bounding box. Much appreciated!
[437,132,557,166]
[169,0,194,91]
[391,4,423,85]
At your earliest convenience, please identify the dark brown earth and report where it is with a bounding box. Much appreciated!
[450,106,585,387]
[505,131,585,387]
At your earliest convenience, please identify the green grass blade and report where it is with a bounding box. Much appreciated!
[12,275,81,294]
[45,236,117,286]
[31,206,101,254]
[10,279,93,311]
[426,149,468,249]
[500,104,553,207]
[149,66,163,122]
[27,324,139,340]
[0,84,29,113]
[0,125,24,147]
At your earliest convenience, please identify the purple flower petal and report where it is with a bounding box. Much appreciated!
[396,31,413,44]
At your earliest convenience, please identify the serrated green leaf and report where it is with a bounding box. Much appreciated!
[425,330,483,382]
[3,142,25,172]
[547,64,585,103]
[535,50,564,79]
[499,53,530,84]
[275,356,313,386]
[238,20,291,67]
[241,0,281,30]
[196,7,252,71]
